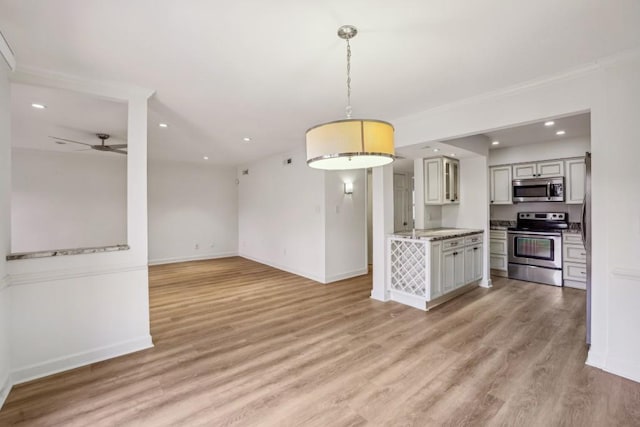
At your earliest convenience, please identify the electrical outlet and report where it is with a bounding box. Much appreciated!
[195,243,199,250]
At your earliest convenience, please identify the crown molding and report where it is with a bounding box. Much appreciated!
[11,65,155,101]
[0,31,16,71]
[394,47,640,122]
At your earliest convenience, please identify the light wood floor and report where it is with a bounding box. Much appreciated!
[1,257,639,426]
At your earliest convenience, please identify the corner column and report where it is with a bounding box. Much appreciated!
[371,164,394,301]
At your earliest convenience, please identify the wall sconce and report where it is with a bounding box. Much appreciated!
[344,181,354,195]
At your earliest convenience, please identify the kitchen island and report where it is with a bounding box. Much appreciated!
[388,228,484,311]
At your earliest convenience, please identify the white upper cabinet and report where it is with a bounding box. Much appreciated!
[565,157,586,204]
[490,165,512,204]
[513,160,564,179]
[424,157,460,205]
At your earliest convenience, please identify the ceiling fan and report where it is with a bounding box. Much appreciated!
[49,133,127,155]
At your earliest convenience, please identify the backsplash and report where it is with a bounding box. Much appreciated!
[490,202,582,223]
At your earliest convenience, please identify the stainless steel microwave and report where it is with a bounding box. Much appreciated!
[512,177,565,202]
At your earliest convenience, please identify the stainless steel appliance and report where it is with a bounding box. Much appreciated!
[512,177,565,203]
[582,152,592,344]
[508,212,568,286]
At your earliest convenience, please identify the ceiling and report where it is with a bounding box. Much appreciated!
[1,1,638,165]
[484,113,591,149]
[11,83,128,155]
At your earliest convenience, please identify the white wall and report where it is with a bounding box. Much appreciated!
[325,169,367,282]
[11,148,127,253]
[148,160,238,264]
[5,73,154,389]
[390,52,640,383]
[441,156,491,287]
[238,147,326,282]
[489,137,590,166]
[0,51,12,408]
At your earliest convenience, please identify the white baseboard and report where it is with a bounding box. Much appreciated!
[370,290,391,302]
[389,290,427,311]
[11,335,153,385]
[148,252,238,266]
[602,355,640,384]
[324,268,368,284]
[480,278,492,288]
[239,253,325,283]
[0,371,11,410]
[586,348,605,370]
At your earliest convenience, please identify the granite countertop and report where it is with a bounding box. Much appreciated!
[391,228,484,241]
[6,244,130,261]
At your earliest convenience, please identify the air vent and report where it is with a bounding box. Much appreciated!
[242,169,249,175]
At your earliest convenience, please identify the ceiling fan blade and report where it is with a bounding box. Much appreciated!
[73,148,93,152]
[48,136,93,147]
[110,149,128,155]
[106,144,128,149]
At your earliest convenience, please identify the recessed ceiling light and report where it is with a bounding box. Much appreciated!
[31,103,46,109]
[433,148,440,152]
[556,130,566,136]
[492,141,500,145]
[545,121,555,127]
[450,153,456,156]
[159,123,168,128]
[243,137,251,142]
[203,156,209,160]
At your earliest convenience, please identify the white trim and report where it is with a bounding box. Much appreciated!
[324,268,368,284]
[480,278,492,288]
[600,355,640,384]
[0,30,16,71]
[586,348,606,370]
[389,289,427,311]
[394,47,640,123]
[611,267,640,281]
[11,335,153,386]
[0,371,11,410]
[8,264,147,287]
[0,275,8,292]
[370,290,391,302]
[239,253,325,283]
[11,65,154,102]
[148,252,238,266]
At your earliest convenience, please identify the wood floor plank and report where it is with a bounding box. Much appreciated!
[1,257,639,426]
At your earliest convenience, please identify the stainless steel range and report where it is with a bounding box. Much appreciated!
[508,212,568,286]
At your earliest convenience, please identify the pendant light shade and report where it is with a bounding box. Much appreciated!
[306,119,394,170]
[306,25,395,170]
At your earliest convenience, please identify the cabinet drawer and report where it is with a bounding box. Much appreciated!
[563,244,587,263]
[564,262,587,282]
[441,238,464,251]
[490,254,508,271]
[464,234,483,245]
[490,239,507,255]
[490,230,507,240]
[563,233,583,245]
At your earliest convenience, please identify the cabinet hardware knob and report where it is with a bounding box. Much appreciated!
[474,247,478,251]
[580,271,586,275]
[580,253,586,256]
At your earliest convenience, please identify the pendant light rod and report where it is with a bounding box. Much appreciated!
[338,25,357,119]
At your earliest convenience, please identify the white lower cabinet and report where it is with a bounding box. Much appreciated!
[563,232,587,290]
[442,249,464,293]
[388,232,484,311]
[489,229,508,277]
[465,244,484,283]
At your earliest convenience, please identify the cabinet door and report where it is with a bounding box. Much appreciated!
[490,166,512,204]
[441,250,456,293]
[537,160,564,178]
[454,250,465,288]
[565,158,586,204]
[425,158,442,205]
[513,163,537,179]
[473,244,483,281]
[443,158,452,202]
[430,242,442,299]
[464,246,475,284]
[451,159,460,203]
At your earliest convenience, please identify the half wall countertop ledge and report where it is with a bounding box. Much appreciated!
[6,244,130,261]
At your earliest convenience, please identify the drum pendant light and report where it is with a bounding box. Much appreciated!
[306,25,395,170]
